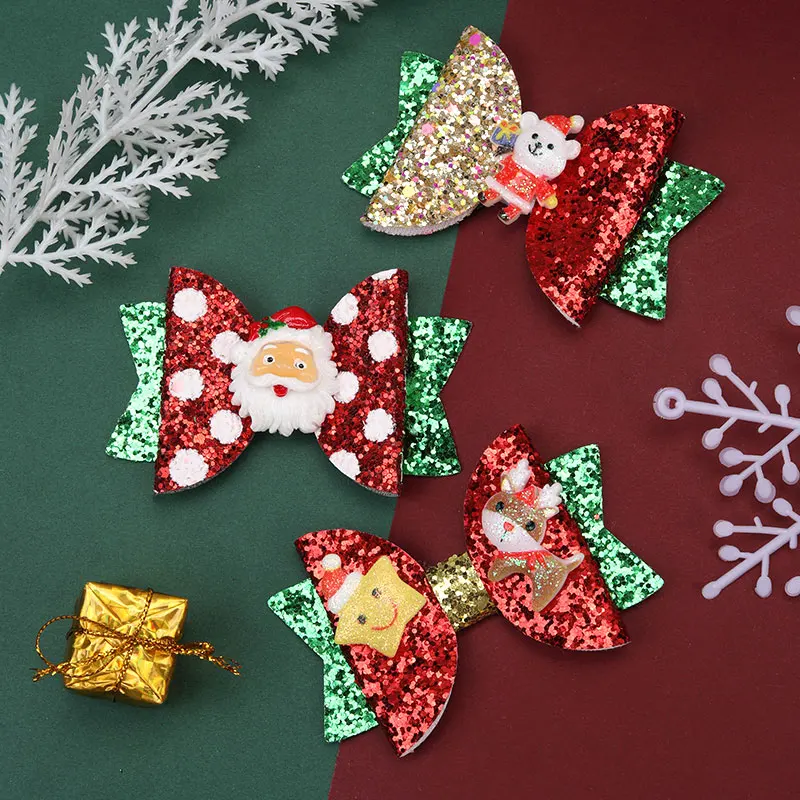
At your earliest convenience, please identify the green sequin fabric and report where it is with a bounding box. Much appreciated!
[545,445,664,609]
[268,580,378,742]
[601,160,724,319]
[342,51,444,196]
[403,316,471,477]
[106,302,166,462]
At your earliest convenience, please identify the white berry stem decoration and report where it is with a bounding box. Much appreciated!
[654,306,800,599]
[0,0,375,286]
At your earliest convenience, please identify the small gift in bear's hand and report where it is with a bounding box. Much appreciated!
[32,582,239,704]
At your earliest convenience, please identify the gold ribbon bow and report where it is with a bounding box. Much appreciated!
[33,589,240,692]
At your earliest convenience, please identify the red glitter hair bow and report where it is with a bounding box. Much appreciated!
[269,425,664,756]
[106,267,471,496]
[343,26,724,325]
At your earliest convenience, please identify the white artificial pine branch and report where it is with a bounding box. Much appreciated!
[654,306,800,598]
[0,0,375,286]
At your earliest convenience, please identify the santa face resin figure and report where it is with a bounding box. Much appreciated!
[225,306,340,436]
[479,111,584,223]
[481,458,584,611]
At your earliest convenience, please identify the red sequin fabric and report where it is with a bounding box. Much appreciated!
[154,268,408,495]
[297,529,458,756]
[464,425,628,650]
[319,270,408,495]
[155,268,254,493]
[526,104,683,325]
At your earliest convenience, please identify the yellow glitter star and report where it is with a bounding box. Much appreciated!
[334,556,426,657]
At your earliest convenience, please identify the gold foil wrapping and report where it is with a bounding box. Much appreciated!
[64,582,188,705]
[362,26,521,234]
[426,553,496,632]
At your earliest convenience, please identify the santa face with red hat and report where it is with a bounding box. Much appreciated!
[219,305,340,436]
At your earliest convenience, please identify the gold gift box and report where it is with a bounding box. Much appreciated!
[64,582,188,705]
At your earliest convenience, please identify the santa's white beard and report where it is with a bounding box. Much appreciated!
[227,332,339,436]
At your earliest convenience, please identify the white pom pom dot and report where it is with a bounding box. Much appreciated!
[335,371,360,403]
[321,554,342,570]
[371,269,397,281]
[168,368,204,401]
[363,408,395,442]
[211,330,242,363]
[329,450,360,479]
[368,330,398,362]
[331,293,359,325]
[172,288,207,322]
[209,410,243,444]
[169,448,208,487]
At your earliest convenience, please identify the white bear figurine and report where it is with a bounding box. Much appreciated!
[480,111,584,224]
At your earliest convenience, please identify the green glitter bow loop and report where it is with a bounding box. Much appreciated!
[403,316,471,477]
[600,161,725,319]
[343,51,443,197]
[106,302,166,462]
[268,580,378,742]
[545,445,663,609]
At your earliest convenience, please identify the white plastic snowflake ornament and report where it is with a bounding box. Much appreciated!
[654,306,800,598]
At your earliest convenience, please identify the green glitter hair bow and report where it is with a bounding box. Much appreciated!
[343,29,724,325]
[268,424,663,754]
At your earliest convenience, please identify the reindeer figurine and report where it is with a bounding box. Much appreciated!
[481,458,584,612]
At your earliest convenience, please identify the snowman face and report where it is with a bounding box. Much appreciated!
[482,491,548,553]
[512,112,581,181]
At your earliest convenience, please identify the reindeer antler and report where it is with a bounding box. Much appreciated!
[500,458,532,493]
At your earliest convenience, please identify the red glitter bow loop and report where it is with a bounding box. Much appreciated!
[464,425,628,650]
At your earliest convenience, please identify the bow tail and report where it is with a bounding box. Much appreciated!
[403,316,471,477]
[545,445,664,610]
[268,580,378,742]
[342,51,444,197]
[106,302,167,462]
[599,160,725,320]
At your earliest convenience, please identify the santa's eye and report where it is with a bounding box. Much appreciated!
[547,143,554,150]
[357,614,366,625]
[264,355,274,364]
[532,133,539,139]
[294,360,306,370]
[495,501,504,511]
[371,587,381,598]
[525,521,537,532]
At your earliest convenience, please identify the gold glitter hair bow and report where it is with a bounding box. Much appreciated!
[268,425,663,756]
[343,26,724,325]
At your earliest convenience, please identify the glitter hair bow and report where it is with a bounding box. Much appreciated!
[106,267,470,495]
[268,425,663,755]
[343,26,724,325]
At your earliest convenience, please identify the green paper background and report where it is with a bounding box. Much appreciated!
[0,2,505,798]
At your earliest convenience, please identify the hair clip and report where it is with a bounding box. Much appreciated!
[343,27,724,325]
[269,425,663,755]
[106,267,470,495]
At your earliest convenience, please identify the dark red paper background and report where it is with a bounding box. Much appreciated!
[331,1,799,797]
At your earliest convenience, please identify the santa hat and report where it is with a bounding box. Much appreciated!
[543,114,584,136]
[247,305,318,341]
[318,554,363,614]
